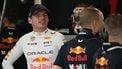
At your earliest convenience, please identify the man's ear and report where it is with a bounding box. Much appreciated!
[93,20,98,27]
[91,20,96,29]
[28,17,32,24]
[91,20,98,33]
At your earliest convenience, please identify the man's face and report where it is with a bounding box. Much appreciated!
[3,17,11,27]
[29,10,49,30]
[73,7,84,15]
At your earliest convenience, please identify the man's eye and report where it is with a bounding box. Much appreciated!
[35,14,47,17]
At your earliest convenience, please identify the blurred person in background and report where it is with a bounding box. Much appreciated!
[71,3,108,42]
[71,3,92,34]
[0,9,26,69]
[93,14,122,69]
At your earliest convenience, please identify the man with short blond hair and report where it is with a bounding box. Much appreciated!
[53,7,104,69]
[93,14,122,69]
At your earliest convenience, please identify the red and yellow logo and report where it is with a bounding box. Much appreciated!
[96,57,108,66]
[2,37,17,44]
[69,46,86,54]
[32,56,49,63]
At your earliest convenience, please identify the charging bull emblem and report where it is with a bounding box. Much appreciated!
[32,56,49,63]
[69,46,86,54]
[96,57,108,66]
[2,37,17,44]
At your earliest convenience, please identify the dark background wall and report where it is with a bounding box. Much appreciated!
[0,0,122,33]
[0,0,110,30]
[45,0,110,30]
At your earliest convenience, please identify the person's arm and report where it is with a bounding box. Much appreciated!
[2,39,23,69]
[53,43,67,69]
[56,32,66,50]
[53,65,63,69]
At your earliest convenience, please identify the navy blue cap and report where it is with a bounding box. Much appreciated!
[29,4,49,17]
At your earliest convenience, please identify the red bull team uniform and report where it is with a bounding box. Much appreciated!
[93,42,122,69]
[54,28,102,69]
[2,28,65,69]
[0,27,26,69]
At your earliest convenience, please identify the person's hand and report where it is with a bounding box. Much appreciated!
[53,65,62,69]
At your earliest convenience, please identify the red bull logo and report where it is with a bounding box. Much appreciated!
[32,56,49,63]
[96,57,108,66]
[2,37,17,44]
[69,46,86,54]
[30,63,53,69]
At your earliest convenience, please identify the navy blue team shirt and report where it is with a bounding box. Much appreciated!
[93,42,122,69]
[54,28,102,69]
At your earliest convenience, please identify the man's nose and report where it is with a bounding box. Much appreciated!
[38,14,47,19]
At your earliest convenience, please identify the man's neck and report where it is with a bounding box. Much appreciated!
[33,27,47,33]
[109,35,122,44]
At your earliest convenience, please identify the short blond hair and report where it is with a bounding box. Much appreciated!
[105,14,122,36]
[79,8,103,26]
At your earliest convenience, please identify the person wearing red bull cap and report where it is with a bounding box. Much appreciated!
[93,14,122,69]
[53,7,104,69]
[2,4,66,69]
